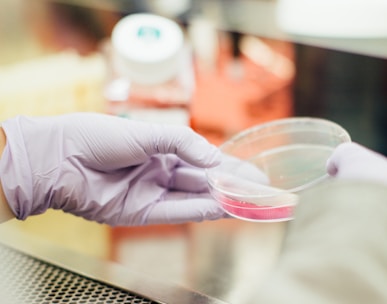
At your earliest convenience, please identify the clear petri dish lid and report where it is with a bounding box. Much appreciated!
[206,117,351,222]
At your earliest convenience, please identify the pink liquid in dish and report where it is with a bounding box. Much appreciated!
[220,196,294,221]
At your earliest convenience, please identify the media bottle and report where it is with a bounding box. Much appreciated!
[104,13,194,126]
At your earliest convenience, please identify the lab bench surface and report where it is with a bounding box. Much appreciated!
[0,219,286,304]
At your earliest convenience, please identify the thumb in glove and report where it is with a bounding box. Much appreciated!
[327,142,387,185]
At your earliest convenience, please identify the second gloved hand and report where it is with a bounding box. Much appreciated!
[327,142,387,185]
[0,113,226,226]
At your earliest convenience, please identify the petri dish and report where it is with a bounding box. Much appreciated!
[206,117,351,222]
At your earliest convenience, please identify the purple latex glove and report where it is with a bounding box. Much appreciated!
[0,113,226,226]
[327,142,387,185]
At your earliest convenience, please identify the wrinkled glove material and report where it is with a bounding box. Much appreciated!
[0,113,225,226]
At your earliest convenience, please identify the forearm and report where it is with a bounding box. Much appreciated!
[0,127,15,223]
[252,181,387,303]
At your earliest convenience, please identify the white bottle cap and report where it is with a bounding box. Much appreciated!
[111,13,184,85]
[276,0,387,38]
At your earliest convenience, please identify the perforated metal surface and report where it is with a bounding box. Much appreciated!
[0,243,159,304]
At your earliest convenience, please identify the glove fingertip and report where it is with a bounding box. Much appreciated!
[145,197,227,225]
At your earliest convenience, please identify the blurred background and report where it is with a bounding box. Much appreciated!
[0,0,386,302]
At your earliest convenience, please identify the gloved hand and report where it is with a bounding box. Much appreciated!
[327,142,387,185]
[0,113,226,226]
